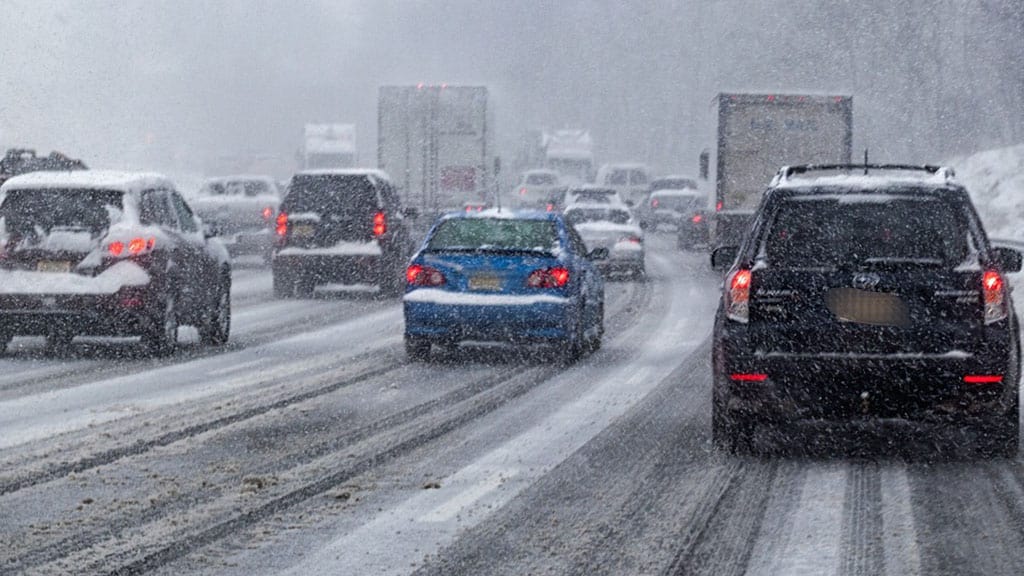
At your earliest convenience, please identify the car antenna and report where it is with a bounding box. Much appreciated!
[863,148,869,175]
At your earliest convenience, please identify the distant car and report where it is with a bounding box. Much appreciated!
[645,188,708,248]
[0,170,231,355]
[403,210,606,362]
[272,169,414,298]
[594,163,652,206]
[512,169,562,209]
[641,175,702,231]
[189,175,281,262]
[711,164,1022,456]
[564,204,645,279]
[463,201,488,213]
[563,185,626,208]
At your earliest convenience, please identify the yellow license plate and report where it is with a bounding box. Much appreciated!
[826,288,909,328]
[37,261,71,273]
[292,224,315,238]
[469,275,502,291]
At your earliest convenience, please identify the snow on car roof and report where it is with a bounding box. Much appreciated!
[649,189,703,198]
[202,174,277,183]
[773,173,956,191]
[295,168,392,183]
[441,208,556,221]
[0,170,173,195]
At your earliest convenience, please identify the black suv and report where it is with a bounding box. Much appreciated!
[272,170,414,297]
[0,170,232,355]
[711,164,1022,456]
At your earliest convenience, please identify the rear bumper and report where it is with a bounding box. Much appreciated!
[0,288,156,337]
[404,291,576,342]
[272,253,384,285]
[218,229,273,256]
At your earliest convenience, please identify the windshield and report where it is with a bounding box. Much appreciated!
[760,195,972,268]
[426,218,559,253]
[0,188,122,237]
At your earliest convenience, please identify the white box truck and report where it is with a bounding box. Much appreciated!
[378,85,492,211]
[712,92,853,249]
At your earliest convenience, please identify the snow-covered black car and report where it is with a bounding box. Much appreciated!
[0,171,232,355]
[272,169,414,297]
[711,164,1022,456]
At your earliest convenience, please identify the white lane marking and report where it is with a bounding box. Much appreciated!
[748,464,847,576]
[880,464,921,576]
[418,465,520,523]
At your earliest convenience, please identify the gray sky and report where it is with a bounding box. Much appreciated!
[1,1,1021,178]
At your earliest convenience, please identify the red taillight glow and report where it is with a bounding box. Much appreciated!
[546,203,554,212]
[520,187,527,196]
[262,206,273,220]
[983,270,1007,324]
[726,269,752,323]
[406,264,445,286]
[620,236,642,244]
[108,237,155,258]
[373,211,387,236]
[651,199,659,208]
[692,214,703,223]
[109,241,124,257]
[716,201,723,212]
[276,212,288,237]
[128,237,146,254]
[964,375,1003,384]
[731,373,768,382]
[527,267,570,288]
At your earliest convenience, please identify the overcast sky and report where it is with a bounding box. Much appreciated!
[1,1,1021,180]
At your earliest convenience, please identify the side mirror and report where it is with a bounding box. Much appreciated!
[588,247,609,261]
[402,207,419,219]
[992,246,1023,273]
[711,246,739,271]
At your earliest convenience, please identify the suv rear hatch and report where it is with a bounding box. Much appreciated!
[746,194,990,356]
[0,188,121,274]
[280,174,381,248]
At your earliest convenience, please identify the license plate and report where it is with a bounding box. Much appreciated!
[292,224,315,238]
[36,260,71,273]
[826,288,910,328]
[469,275,502,291]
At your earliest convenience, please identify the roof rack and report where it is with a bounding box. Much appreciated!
[771,163,956,186]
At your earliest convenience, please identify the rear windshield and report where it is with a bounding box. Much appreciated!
[427,218,559,254]
[0,188,123,237]
[652,194,703,210]
[565,208,631,225]
[651,178,697,191]
[759,196,974,268]
[204,179,274,197]
[571,190,615,203]
[526,173,558,185]
[283,175,378,215]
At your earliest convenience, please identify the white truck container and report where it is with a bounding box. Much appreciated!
[543,129,594,184]
[712,93,853,249]
[303,123,357,170]
[378,85,491,211]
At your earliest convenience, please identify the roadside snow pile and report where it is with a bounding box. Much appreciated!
[952,144,1024,241]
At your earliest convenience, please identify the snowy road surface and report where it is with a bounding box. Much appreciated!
[2,235,1024,575]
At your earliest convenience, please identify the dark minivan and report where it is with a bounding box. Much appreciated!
[272,170,414,297]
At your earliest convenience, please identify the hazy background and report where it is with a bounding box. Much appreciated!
[1,0,1022,180]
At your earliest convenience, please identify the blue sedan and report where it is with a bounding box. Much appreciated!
[403,210,606,362]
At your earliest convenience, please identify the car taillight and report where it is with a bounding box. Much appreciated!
[108,237,156,258]
[651,199,659,208]
[716,201,723,212]
[520,187,527,196]
[726,268,751,323]
[406,264,445,286]
[964,375,1003,384]
[731,373,768,382]
[526,267,570,288]
[546,203,554,212]
[983,270,1007,324]
[262,206,274,221]
[692,214,703,223]
[373,211,387,237]
[276,212,288,237]
[619,236,642,244]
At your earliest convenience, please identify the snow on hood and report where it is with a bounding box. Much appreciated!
[0,260,150,295]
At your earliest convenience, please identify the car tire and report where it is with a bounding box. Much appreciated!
[975,397,1019,458]
[200,276,231,346]
[143,292,178,357]
[405,335,431,362]
[712,383,752,454]
[558,305,586,365]
[378,259,403,298]
[587,301,604,353]
[0,330,11,354]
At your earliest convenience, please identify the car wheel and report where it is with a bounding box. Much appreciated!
[976,397,1019,458]
[712,383,752,454]
[587,301,604,353]
[0,330,11,354]
[633,265,647,282]
[143,292,178,357]
[405,335,431,362]
[200,276,231,346]
[558,305,586,365]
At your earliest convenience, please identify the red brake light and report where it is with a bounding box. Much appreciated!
[964,375,1003,384]
[692,214,703,223]
[276,212,288,237]
[128,237,146,255]
[546,203,554,212]
[527,267,570,288]
[726,269,751,323]
[406,264,445,286]
[262,206,273,220]
[520,187,527,196]
[731,373,768,382]
[983,270,1007,324]
[652,199,659,208]
[109,241,124,257]
[373,211,387,237]
[716,201,723,212]
[108,237,155,258]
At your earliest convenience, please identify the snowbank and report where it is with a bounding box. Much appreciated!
[951,144,1024,241]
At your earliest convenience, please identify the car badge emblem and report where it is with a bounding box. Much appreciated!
[852,272,880,290]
